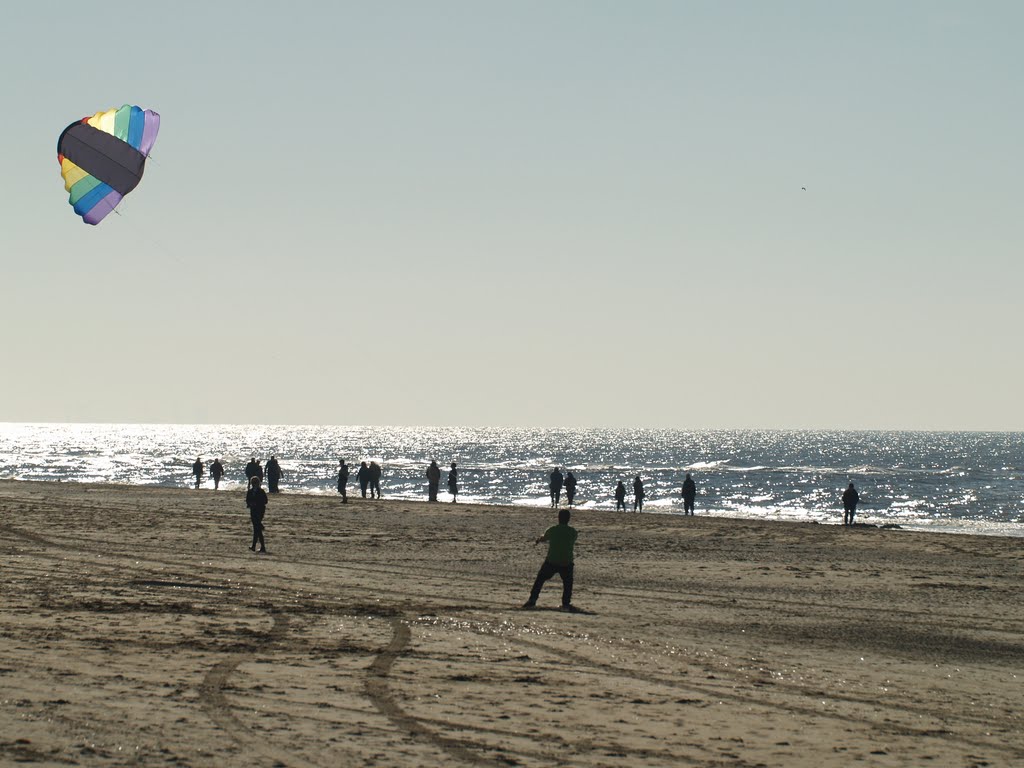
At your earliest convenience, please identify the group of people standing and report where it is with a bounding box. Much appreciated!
[548,468,578,507]
[335,460,383,502]
[425,460,459,502]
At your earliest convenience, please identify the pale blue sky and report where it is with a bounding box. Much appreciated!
[2,2,1021,429]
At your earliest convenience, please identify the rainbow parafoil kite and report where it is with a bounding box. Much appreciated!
[57,105,160,225]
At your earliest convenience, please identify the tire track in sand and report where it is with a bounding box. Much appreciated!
[365,615,503,766]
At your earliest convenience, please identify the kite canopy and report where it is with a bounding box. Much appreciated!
[57,105,160,225]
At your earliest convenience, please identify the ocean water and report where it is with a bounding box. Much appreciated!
[1,423,1022,537]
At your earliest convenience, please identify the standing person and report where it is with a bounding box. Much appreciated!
[681,473,696,515]
[265,455,283,493]
[369,461,382,498]
[448,462,459,503]
[426,460,441,502]
[210,458,224,490]
[337,459,349,503]
[633,475,645,512]
[245,476,268,553]
[357,461,370,498]
[245,457,258,485]
[549,467,564,507]
[523,508,578,611]
[564,471,578,507]
[192,457,204,489]
[842,482,860,525]
[255,460,264,481]
[614,480,627,512]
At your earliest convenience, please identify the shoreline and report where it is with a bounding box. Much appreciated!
[4,477,1021,539]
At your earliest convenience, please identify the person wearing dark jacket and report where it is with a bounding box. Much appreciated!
[357,461,370,498]
[842,482,860,525]
[192,457,204,489]
[369,461,382,498]
[564,472,577,507]
[426,460,441,502]
[681,473,696,515]
[549,467,564,507]
[633,475,645,512]
[614,481,627,512]
[265,456,283,493]
[337,459,349,502]
[210,458,224,490]
[245,476,268,553]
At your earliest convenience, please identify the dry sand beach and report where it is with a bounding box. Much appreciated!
[1,479,1021,767]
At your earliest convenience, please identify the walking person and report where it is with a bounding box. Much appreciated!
[564,471,577,507]
[192,457,204,489]
[523,508,579,612]
[245,476,268,553]
[337,459,349,503]
[614,480,627,512]
[426,460,441,502]
[357,461,370,498]
[210,458,224,490]
[549,467,564,507]
[681,472,696,515]
[842,482,860,525]
[633,475,645,512]
[266,455,283,493]
[448,462,458,503]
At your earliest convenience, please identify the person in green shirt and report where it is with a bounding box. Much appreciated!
[523,508,578,611]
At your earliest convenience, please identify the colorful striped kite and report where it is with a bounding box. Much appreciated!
[57,105,160,225]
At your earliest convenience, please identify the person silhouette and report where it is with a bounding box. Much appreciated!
[265,455,283,493]
[549,467,564,507]
[192,457,204,489]
[842,482,860,525]
[357,461,370,498]
[564,472,577,507]
[210,458,224,490]
[369,461,382,498]
[337,459,349,503]
[245,457,258,485]
[426,460,441,502]
[523,508,578,611]
[245,476,268,553]
[681,473,696,515]
[614,480,627,512]
[448,462,458,503]
[633,475,645,512]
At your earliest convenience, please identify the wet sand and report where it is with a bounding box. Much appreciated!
[1,479,1022,767]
